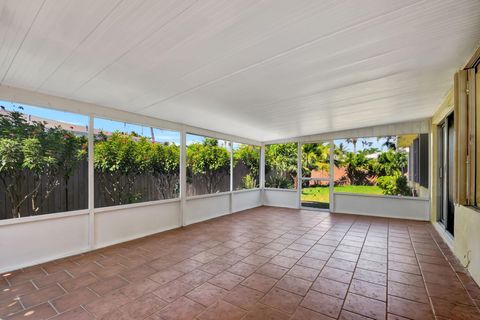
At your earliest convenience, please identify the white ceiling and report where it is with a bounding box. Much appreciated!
[1,0,479,141]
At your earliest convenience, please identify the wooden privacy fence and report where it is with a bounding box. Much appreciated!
[0,161,255,220]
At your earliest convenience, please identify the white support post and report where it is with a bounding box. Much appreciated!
[229,141,233,213]
[180,127,187,226]
[297,142,302,208]
[329,140,334,212]
[260,143,266,205]
[88,115,95,249]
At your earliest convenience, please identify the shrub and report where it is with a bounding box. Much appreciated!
[149,143,180,199]
[265,175,293,189]
[241,174,257,189]
[265,143,297,187]
[234,144,260,186]
[94,131,149,205]
[186,138,230,194]
[377,174,411,196]
[0,108,86,218]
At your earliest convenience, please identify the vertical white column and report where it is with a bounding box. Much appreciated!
[297,142,302,209]
[180,127,187,226]
[88,115,95,249]
[229,141,233,213]
[260,143,266,205]
[329,140,335,212]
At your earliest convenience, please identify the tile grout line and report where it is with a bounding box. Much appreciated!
[336,216,374,319]
[408,223,439,319]
[426,225,480,314]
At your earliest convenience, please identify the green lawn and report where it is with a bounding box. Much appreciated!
[333,185,383,195]
[301,185,383,204]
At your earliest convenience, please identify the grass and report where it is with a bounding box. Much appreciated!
[333,185,383,195]
[301,185,383,204]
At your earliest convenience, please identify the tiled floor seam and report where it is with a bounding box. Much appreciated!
[324,216,371,319]
[409,224,446,319]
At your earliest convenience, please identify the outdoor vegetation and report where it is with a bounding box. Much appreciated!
[333,137,413,196]
[0,107,87,218]
[94,130,180,207]
[0,106,264,219]
[299,137,416,208]
[186,136,230,196]
[265,143,297,188]
[233,143,260,190]
[186,137,261,196]
[0,103,420,220]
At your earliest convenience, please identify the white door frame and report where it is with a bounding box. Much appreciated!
[298,140,334,211]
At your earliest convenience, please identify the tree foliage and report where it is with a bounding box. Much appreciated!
[373,149,407,176]
[0,108,86,218]
[186,138,230,194]
[336,138,412,196]
[149,143,180,199]
[265,143,297,188]
[302,143,329,178]
[234,144,260,189]
[94,132,149,205]
[342,151,374,185]
[0,105,419,220]
[95,132,181,205]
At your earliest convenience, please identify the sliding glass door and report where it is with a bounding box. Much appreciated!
[438,113,455,235]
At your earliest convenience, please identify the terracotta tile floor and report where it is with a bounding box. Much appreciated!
[2,206,480,320]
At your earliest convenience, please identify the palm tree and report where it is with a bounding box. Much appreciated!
[334,143,347,167]
[346,138,358,153]
[381,136,397,150]
[315,143,330,171]
[361,139,372,149]
[302,143,319,178]
[343,151,372,185]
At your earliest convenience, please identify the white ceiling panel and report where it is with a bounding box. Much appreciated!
[0,0,479,141]
[2,0,122,89]
[0,0,45,81]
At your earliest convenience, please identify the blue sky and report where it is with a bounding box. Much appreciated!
[334,137,393,152]
[1,100,88,126]
[186,133,229,148]
[1,99,181,144]
[95,117,180,144]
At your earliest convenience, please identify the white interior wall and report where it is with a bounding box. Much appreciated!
[232,189,263,212]
[0,189,263,273]
[0,212,90,273]
[333,193,430,220]
[184,193,231,225]
[94,200,181,249]
[263,189,299,209]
